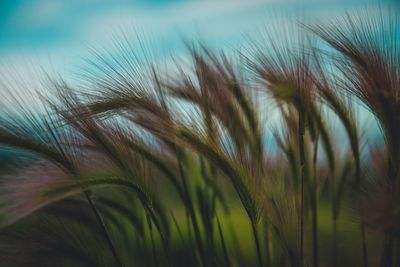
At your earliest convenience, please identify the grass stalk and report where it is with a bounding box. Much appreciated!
[84,190,123,267]
[298,111,306,267]
[333,215,337,267]
[149,220,159,267]
[264,221,271,267]
[251,222,264,267]
[176,150,207,267]
[382,159,397,266]
[312,137,319,267]
[217,216,231,267]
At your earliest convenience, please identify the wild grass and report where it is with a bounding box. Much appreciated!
[0,10,399,267]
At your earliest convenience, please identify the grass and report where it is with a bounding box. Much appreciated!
[0,9,399,267]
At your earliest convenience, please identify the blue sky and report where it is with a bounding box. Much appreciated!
[0,0,397,82]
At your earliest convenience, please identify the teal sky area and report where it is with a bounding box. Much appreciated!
[0,0,397,79]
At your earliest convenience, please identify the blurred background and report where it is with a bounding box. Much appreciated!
[0,0,397,84]
[0,1,400,266]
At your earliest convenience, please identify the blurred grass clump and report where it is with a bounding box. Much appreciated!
[0,10,399,267]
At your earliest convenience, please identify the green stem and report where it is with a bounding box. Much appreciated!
[264,221,271,267]
[84,191,123,267]
[217,216,231,267]
[312,137,319,267]
[333,216,337,267]
[251,222,263,267]
[332,172,337,267]
[176,150,207,267]
[298,111,306,267]
[149,220,159,267]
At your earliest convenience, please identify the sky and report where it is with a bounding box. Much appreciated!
[0,0,397,84]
